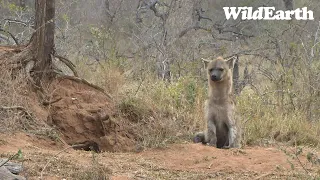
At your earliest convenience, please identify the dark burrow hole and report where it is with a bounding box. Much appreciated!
[72,140,100,153]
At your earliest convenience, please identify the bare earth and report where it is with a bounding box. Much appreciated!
[0,133,318,180]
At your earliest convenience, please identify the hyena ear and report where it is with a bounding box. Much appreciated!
[225,56,236,69]
[201,58,211,69]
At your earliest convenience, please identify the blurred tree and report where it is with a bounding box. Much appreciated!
[283,0,294,10]
[19,0,26,8]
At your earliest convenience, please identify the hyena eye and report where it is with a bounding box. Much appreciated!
[208,68,213,72]
[218,68,224,71]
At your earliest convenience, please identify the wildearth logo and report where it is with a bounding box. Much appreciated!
[223,7,314,20]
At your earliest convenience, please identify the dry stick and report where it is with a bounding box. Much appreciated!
[134,75,146,96]
[0,153,19,168]
[294,151,311,176]
[40,146,73,179]
[254,172,272,180]
[277,144,312,178]
[291,145,311,176]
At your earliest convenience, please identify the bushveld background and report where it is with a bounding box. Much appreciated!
[0,0,319,179]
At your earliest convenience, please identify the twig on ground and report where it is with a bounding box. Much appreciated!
[40,146,73,179]
[254,172,272,180]
[40,143,100,178]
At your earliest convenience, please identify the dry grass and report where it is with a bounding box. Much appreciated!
[0,67,35,132]
[73,57,320,149]
[1,53,319,149]
[238,88,320,147]
[0,66,58,143]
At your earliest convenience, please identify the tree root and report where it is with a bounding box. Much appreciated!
[0,106,35,123]
[1,45,112,102]
[0,105,29,112]
[52,54,78,77]
[42,97,62,106]
[57,75,113,100]
[25,60,43,91]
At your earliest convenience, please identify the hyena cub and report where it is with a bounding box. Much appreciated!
[194,56,241,148]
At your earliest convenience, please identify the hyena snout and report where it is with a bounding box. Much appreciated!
[210,75,220,81]
[210,71,223,81]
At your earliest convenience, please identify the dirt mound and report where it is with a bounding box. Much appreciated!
[0,46,136,152]
[47,78,136,152]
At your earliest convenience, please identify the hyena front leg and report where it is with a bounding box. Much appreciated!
[206,119,217,147]
[223,119,239,148]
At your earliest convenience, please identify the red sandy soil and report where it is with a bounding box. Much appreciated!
[0,133,319,180]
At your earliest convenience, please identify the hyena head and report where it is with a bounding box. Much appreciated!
[204,56,236,82]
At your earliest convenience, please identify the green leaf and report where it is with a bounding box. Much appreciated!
[17,149,23,159]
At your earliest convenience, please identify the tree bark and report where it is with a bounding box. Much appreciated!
[19,0,26,8]
[233,56,240,95]
[33,0,55,84]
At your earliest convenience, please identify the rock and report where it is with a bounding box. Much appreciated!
[0,159,24,174]
[0,166,25,180]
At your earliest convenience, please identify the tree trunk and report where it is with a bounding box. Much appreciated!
[19,0,26,8]
[33,0,55,84]
[233,56,240,95]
